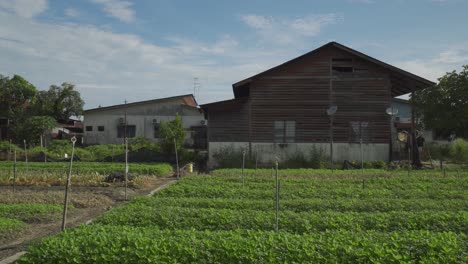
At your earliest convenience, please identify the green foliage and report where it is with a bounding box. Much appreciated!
[449,138,468,163]
[0,204,63,223]
[129,137,159,151]
[212,145,330,169]
[413,65,468,138]
[212,145,252,168]
[33,83,84,121]
[17,171,468,263]
[425,142,451,161]
[0,161,173,176]
[0,140,22,152]
[13,116,56,145]
[85,144,124,161]
[0,74,37,119]
[0,217,25,236]
[158,113,185,154]
[19,227,468,263]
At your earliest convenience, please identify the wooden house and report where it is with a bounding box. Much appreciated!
[201,42,434,167]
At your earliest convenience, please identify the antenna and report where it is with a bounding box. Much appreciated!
[193,77,200,99]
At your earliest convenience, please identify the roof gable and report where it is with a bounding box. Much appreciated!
[84,94,197,114]
[233,42,435,97]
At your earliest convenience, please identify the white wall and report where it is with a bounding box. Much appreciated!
[208,142,389,168]
[84,101,204,145]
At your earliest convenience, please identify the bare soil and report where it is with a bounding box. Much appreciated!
[0,177,175,261]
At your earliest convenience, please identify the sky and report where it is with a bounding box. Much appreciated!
[1,0,467,109]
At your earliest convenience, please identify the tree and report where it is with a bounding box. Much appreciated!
[13,116,56,146]
[413,65,468,139]
[34,83,84,121]
[0,74,37,120]
[159,113,185,154]
[0,74,38,142]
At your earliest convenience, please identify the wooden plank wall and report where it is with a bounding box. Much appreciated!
[207,99,250,142]
[249,46,392,144]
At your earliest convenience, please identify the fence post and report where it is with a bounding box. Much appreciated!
[241,150,246,188]
[61,136,76,231]
[125,137,129,200]
[275,159,279,232]
[13,150,17,193]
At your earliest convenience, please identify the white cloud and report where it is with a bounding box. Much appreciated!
[395,46,468,82]
[65,7,79,18]
[240,13,342,45]
[347,0,374,4]
[240,14,273,30]
[0,0,47,18]
[90,0,134,23]
[0,10,289,108]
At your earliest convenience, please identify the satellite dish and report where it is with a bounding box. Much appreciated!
[386,107,398,116]
[327,104,338,116]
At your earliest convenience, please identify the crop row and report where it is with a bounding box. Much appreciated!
[156,182,467,200]
[19,225,467,263]
[0,217,25,237]
[138,196,468,213]
[173,176,467,193]
[0,204,64,223]
[211,168,468,178]
[0,161,173,176]
[95,204,468,233]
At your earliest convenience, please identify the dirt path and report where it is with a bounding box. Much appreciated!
[0,177,176,262]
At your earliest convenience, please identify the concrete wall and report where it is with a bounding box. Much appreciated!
[84,101,204,145]
[208,142,389,168]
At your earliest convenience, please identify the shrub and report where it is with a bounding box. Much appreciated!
[425,142,451,161]
[449,138,468,163]
[212,145,254,168]
[85,144,124,161]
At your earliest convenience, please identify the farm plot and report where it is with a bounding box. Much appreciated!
[0,161,174,260]
[19,170,468,263]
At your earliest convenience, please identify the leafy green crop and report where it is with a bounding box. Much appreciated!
[18,172,468,263]
[19,226,467,264]
[0,204,64,223]
[0,161,173,176]
[0,217,25,237]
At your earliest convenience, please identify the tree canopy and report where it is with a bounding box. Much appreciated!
[413,65,468,139]
[159,113,185,154]
[1,74,84,145]
[34,83,84,121]
[0,74,37,120]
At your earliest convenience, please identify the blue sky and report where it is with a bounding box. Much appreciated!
[1,0,467,109]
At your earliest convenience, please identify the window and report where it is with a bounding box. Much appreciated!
[350,121,370,143]
[274,121,296,143]
[117,125,136,138]
[332,66,353,73]
[86,126,93,132]
[153,124,160,138]
[98,126,105,132]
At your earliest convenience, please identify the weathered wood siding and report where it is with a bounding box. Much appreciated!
[207,99,250,142]
[249,46,391,143]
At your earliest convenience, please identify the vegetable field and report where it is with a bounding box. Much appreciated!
[0,161,174,260]
[19,169,468,263]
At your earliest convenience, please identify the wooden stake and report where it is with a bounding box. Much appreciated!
[61,137,76,231]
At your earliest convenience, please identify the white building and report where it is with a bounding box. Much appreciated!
[83,94,205,145]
